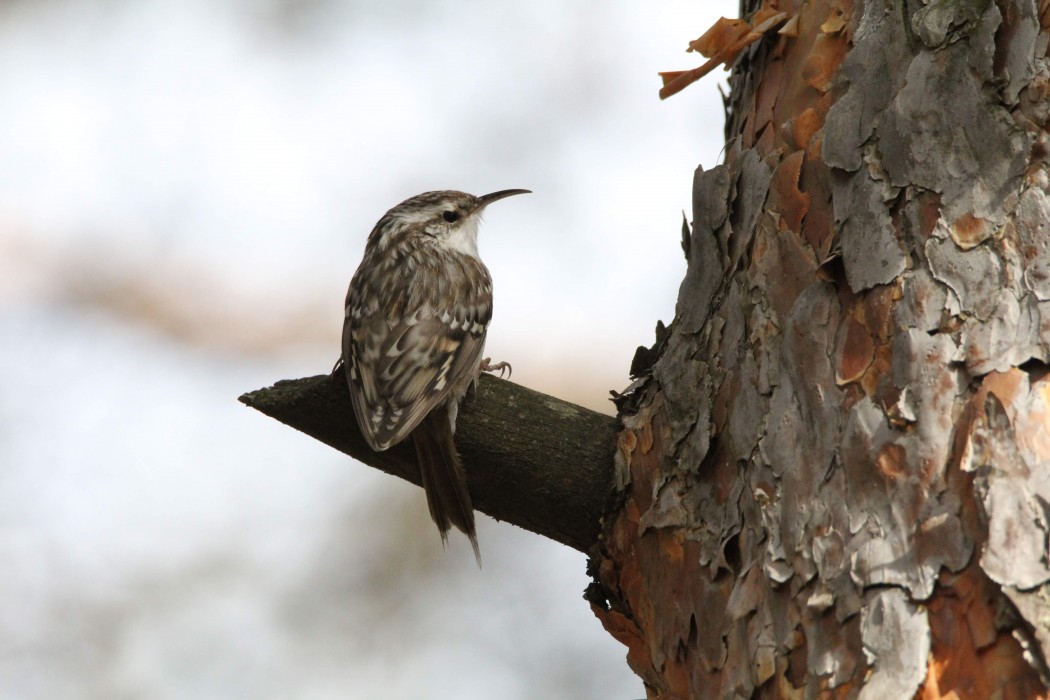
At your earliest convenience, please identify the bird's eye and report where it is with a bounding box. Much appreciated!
[442,210,460,223]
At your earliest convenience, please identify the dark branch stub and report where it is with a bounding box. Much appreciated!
[238,373,618,553]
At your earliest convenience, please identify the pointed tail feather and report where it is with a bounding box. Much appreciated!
[411,406,481,566]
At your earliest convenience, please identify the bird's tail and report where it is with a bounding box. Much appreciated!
[411,406,480,566]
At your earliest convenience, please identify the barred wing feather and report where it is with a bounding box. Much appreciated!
[344,309,487,451]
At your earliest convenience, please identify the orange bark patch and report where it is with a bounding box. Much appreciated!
[949,369,1028,490]
[922,568,1048,699]
[836,313,876,386]
[982,368,1027,407]
[861,343,893,399]
[597,606,646,655]
[917,191,944,239]
[752,56,784,148]
[820,7,848,34]
[688,16,753,58]
[835,285,897,390]
[950,212,995,249]
[770,151,811,233]
[775,6,848,120]
[790,107,823,152]
[801,34,844,93]
[659,4,791,99]
[875,441,908,481]
[862,284,899,342]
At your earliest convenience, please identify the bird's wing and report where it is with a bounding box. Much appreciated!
[344,304,488,451]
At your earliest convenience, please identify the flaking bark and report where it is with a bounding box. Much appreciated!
[239,372,617,553]
[588,0,1050,697]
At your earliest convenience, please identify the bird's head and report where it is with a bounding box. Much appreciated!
[369,189,531,259]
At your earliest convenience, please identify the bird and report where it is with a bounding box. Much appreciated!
[340,188,531,565]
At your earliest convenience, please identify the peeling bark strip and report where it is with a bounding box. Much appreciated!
[240,374,617,552]
[592,0,1050,697]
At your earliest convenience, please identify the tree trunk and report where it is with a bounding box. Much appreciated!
[588,0,1050,697]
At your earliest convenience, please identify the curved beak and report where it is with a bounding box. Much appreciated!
[476,188,532,210]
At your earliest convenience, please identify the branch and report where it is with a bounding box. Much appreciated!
[239,373,618,552]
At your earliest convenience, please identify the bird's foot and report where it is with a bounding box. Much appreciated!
[480,357,512,379]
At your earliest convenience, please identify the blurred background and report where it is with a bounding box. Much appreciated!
[0,0,733,697]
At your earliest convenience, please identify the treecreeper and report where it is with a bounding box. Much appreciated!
[338,189,531,566]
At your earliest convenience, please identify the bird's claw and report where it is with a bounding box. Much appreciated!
[480,357,512,379]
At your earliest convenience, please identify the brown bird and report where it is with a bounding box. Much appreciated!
[341,189,530,565]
